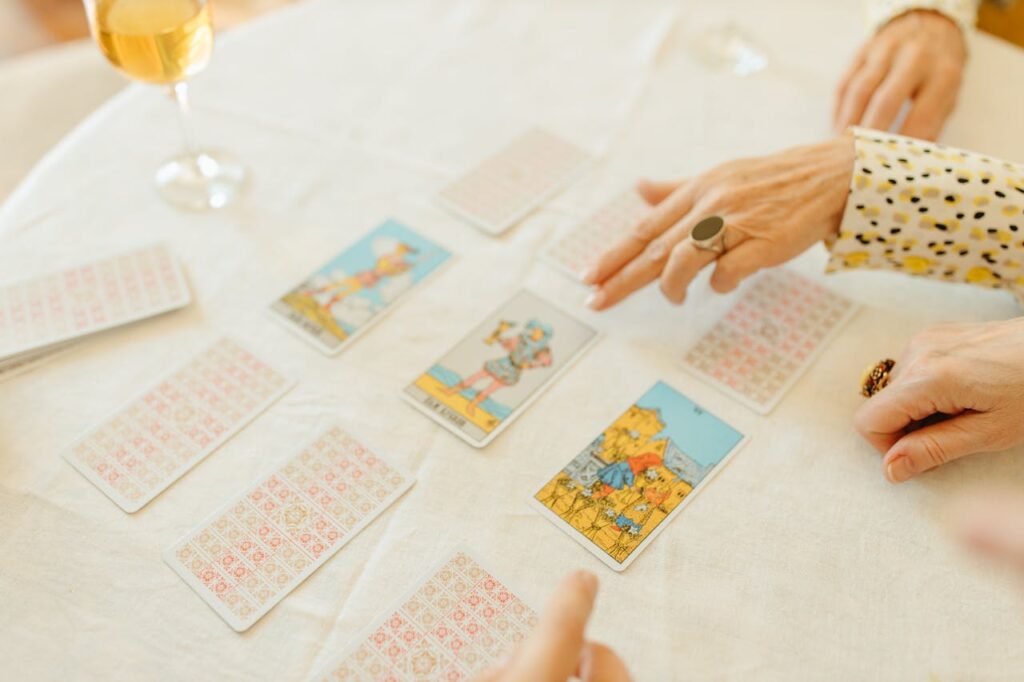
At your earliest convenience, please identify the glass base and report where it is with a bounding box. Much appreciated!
[696,23,768,77]
[154,149,247,211]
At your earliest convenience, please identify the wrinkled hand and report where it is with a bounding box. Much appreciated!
[583,136,854,310]
[954,490,1024,573]
[834,9,966,140]
[855,319,1024,483]
[475,571,632,682]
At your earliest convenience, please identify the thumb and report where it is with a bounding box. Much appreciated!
[882,412,995,483]
[952,490,1024,571]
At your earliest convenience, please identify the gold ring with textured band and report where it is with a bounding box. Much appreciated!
[688,215,726,254]
[861,358,895,397]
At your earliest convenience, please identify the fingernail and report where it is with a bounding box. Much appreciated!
[585,290,605,310]
[885,455,916,484]
[580,266,598,284]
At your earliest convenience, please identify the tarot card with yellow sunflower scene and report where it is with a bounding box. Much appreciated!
[529,381,746,571]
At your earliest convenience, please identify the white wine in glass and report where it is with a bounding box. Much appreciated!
[84,0,246,210]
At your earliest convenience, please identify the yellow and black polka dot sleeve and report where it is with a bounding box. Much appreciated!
[826,128,1024,300]
[865,0,978,35]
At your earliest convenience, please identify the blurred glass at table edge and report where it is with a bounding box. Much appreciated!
[83,0,247,211]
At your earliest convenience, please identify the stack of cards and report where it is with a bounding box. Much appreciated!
[438,128,592,235]
[63,337,294,513]
[683,269,858,414]
[314,549,537,681]
[164,425,414,631]
[269,220,451,355]
[531,381,746,571]
[0,244,191,375]
[403,289,598,447]
[543,189,649,280]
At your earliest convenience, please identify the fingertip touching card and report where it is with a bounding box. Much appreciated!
[313,548,537,680]
[402,289,598,448]
[269,219,451,355]
[63,336,294,513]
[543,189,649,280]
[164,424,414,632]
[530,380,746,571]
[0,243,191,362]
[438,128,592,236]
[682,268,858,415]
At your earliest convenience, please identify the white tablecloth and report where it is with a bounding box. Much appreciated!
[3,1,1024,680]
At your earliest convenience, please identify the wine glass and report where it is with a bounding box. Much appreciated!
[696,21,768,77]
[83,0,246,210]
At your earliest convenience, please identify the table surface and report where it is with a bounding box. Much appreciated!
[3,1,1024,680]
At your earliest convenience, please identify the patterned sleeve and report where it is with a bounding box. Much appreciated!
[826,128,1024,301]
[864,0,979,35]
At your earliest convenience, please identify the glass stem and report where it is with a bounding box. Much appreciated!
[169,81,201,159]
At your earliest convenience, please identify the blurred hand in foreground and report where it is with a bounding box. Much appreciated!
[475,571,632,682]
[954,490,1024,574]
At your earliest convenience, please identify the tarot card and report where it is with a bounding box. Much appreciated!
[542,189,649,280]
[313,547,538,681]
[0,243,191,360]
[438,128,592,236]
[164,424,414,632]
[268,220,451,355]
[403,289,598,448]
[0,341,74,382]
[63,337,294,513]
[530,380,746,571]
[682,269,858,414]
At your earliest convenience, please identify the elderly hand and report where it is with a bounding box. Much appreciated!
[582,136,854,310]
[834,9,966,141]
[475,571,632,682]
[855,318,1024,484]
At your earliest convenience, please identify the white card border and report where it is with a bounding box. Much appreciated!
[0,243,192,359]
[266,219,455,357]
[436,128,593,236]
[401,289,600,449]
[162,422,416,632]
[310,544,537,680]
[526,379,750,572]
[62,335,295,514]
[680,270,861,416]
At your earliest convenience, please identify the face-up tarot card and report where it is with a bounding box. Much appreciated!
[269,220,451,355]
[164,424,414,632]
[437,129,592,236]
[402,289,598,447]
[313,548,537,681]
[682,269,858,414]
[530,381,746,571]
[63,337,294,513]
[542,189,649,280]
[0,243,190,360]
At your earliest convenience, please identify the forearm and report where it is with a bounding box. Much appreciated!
[826,127,1024,299]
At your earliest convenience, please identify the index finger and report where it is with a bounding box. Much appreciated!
[853,375,939,453]
[582,182,694,286]
[502,570,598,682]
